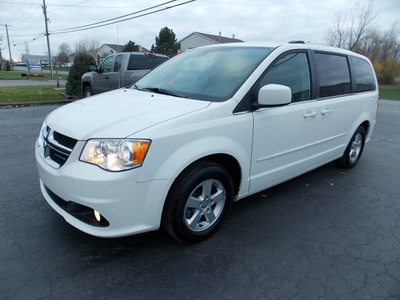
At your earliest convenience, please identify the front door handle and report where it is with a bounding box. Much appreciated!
[303,111,317,118]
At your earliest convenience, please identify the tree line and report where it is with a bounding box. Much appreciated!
[325,0,400,84]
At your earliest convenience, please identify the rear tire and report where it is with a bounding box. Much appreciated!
[336,126,366,168]
[162,160,234,243]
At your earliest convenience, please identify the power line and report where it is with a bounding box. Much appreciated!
[50,0,196,35]
[50,0,177,34]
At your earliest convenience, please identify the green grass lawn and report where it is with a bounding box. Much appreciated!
[379,85,400,101]
[0,85,66,104]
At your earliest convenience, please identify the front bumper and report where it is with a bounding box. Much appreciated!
[35,138,170,238]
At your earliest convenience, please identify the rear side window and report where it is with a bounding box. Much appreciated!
[315,53,351,98]
[128,55,168,70]
[350,56,376,92]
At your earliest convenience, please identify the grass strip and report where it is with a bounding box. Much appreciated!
[0,85,66,103]
[379,85,400,101]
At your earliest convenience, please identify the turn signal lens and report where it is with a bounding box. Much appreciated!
[132,141,150,164]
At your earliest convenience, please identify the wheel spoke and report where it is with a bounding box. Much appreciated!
[186,210,203,230]
[186,195,201,209]
[203,209,216,224]
[200,180,213,199]
[210,188,224,205]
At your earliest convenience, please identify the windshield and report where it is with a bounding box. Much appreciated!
[134,46,273,102]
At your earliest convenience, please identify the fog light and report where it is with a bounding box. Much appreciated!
[94,210,101,222]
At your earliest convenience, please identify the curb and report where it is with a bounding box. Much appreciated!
[0,100,74,109]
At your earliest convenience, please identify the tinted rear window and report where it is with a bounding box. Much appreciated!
[128,55,168,70]
[350,56,376,92]
[315,53,351,98]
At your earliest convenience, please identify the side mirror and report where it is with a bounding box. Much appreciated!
[258,84,292,107]
[89,65,98,72]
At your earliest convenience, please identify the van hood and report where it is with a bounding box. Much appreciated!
[45,88,210,140]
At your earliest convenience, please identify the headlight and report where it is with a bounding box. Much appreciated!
[80,139,151,171]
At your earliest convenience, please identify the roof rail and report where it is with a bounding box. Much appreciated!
[289,40,305,44]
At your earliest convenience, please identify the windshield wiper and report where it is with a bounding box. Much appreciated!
[140,87,187,98]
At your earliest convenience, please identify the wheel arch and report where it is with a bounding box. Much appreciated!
[167,154,242,198]
[360,120,370,136]
[200,154,242,196]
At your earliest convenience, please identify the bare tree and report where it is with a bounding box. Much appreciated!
[74,37,99,59]
[356,23,400,62]
[326,1,400,84]
[56,42,72,67]
[326,0,378,51]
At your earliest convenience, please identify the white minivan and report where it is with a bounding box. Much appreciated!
[36,42,378,243]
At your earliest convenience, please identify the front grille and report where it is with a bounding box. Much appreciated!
[53,131,78,149]
[39,126,78,168]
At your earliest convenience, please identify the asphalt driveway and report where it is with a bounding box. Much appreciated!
[0,100,399,299]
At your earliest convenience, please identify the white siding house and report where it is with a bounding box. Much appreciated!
[179,32,243,53]
[96,44,150,64]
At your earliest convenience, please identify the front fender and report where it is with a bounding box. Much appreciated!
[136,117,253,196]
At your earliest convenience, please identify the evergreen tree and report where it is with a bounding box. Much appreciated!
[123,40,139,52]
[151,27,180,57]
[66,53,96,96]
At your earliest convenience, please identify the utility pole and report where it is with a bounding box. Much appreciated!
[0,24,13,64]
[0,35,3,69]
[42,0,53,76]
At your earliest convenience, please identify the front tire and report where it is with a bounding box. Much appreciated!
[336,126,366,168]
[162,160,234,243]
[83,85,93,98]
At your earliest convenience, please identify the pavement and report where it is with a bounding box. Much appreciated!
[0,79,67,87]
[0,100,399,299]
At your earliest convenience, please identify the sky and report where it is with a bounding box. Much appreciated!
[0,0,399,61]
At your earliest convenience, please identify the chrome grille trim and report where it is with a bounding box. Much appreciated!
[38,125,78,169]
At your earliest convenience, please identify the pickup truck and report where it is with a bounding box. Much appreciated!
[81,52,168,97]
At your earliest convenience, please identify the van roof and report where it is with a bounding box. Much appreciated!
[199,42,369,60]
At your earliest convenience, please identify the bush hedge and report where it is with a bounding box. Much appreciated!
[66,53,96,96]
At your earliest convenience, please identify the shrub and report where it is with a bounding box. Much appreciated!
[373,58,400,85]
[66,53,96,96]
[3,60,12,71]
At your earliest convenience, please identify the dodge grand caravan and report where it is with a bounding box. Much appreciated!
[36,42,378,243]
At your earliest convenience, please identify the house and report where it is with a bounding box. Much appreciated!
[178,32,244,53]
[96,44,150,64]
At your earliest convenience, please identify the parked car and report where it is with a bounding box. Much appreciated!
[81,52,168,97]
[14,62,28,67]
[36,42,378,243]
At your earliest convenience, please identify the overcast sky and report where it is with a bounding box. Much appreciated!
[0,0,399,61]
